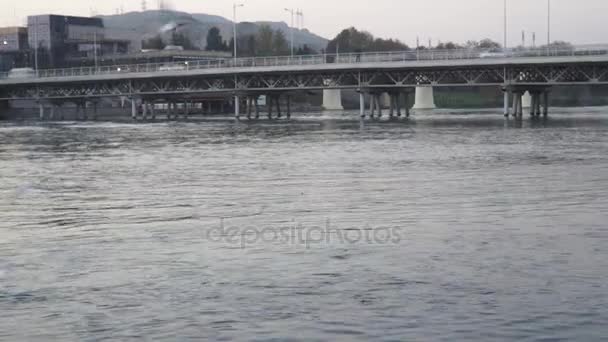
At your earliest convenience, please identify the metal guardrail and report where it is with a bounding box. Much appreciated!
[2,45,608,81]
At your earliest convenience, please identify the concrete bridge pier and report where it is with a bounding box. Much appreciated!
[50,102,64,120]
[183,101,190,120]
[245,96,260,119]
[286,95,292,119]
[512,92,524,119]
[530,93,542,117]
[206,101,212,115]
[38,103,45,120]
[234,95,241,120]
[48,105,55,120]
[413,86,437,110]
[368,94,376,119]
[367,93,382,119]
[267,96,273,119]
[503,89,511,117]
[388,93,395,118]
[246,97,253,119]
[374,94,382,118]
[131,99,137,121]
[73,102,86,121]
[543,91,550,117]
[359,92,366,119]
[404,92,411,118]
[169,102,176,120]
[522,91,532,110]
[322,89,344,110]
[388,92,404,118]
[274,95,283,119]
[141,101,149,121]
[91,101,99,121]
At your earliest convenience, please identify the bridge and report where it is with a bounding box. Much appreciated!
[2,45,608,120]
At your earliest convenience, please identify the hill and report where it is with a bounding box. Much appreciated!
[99,10,328,53]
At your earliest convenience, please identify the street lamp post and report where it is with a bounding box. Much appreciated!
[547,0,551,45]
[93,32,98,70]
[284,8,295,56]
[503,0,507,49]
[233,3,244,62]
[34,17,39,76]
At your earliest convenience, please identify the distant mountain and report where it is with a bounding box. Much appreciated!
[98,10,328,53]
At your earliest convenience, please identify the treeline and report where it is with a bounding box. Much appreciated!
[326,27,409,53]
[207,25,317,57]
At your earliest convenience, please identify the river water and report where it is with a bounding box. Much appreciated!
[1,109,608,341]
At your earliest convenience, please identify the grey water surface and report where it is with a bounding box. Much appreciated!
[1,109,608,341]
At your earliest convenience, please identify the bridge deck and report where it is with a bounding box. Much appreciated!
[2,51,608,86]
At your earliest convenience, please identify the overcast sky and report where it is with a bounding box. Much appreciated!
[2,0,607,46]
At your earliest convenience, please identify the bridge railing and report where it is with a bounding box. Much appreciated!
[3,44,608,80]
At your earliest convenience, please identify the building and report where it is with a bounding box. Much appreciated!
[0,27,29,72]
[27,15,130,68]
[0,27,28,52]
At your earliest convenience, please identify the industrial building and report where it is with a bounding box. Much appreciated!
[0,27,30,71]
[27,15,130,68]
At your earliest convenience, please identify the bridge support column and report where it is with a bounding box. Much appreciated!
[131,99,137,121]
[543,91,549,117]
[275,95,282,119]
[246,97,252,119]
[369,94,376,118]
[153,102,158,120]
[235,95,240,120]
[375,94,383,118]
[395,93,402,117]
[529,94,536,117]
[82,102,88,121]
[413,86,436,110]
[39,103,45,120]
[286,95,291,119]
[267,96,273,119]
[359,92,365,119]
[503,89,511,117]
[54,104,64,121]
[49,105,55,120]
[254,97,260,119]
[322,89,344,110]
[517,94,523,119]
[404,92,411,117]
[184,101,189,120]
[92,102,98,121]
[512,93,519,119]
[142,101,149,120]
[522,91,532,110]
[389,93,395,118]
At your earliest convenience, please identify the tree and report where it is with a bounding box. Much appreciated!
[142,35,165,50]
[296,44,317,55]
[256,25,275,56]
[436,41,461,50]
[206,27,227,51]
[273,29,289,55]
[478,38,501,49]
[326,27,409,54]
